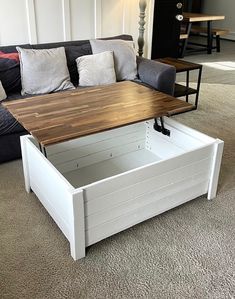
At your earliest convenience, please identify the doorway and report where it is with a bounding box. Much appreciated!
[151,0,184,59]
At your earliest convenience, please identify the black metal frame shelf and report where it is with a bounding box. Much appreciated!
[156,57,202,109]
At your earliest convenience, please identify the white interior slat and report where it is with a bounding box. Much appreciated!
[47,122,145,155]
[81,144,213,199]
[86,179,209,246]
[49,131,145,164]
[64,148,160,188]
[84,157,212,216]
[57,140,146,174]
[163,117,216,144]
[147,130,186,158]
[85,172,210,230]
[146,119,211,159]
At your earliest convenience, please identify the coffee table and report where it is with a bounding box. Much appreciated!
[3,81,223,260]
[3,81,192,147]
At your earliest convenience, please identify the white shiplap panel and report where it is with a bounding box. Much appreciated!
[94,0,102,38]
[82,145,213,200]
[0,0,28,45]
[47,122,145,155]
[122,0,140,48]
[34,0,64,43]
[86,179,209,246]
[70,0,95,40]
[0,0,154,57]
[56,140,145,174]
[62,0,71,41]
[25,0,38,44]
[49,132,145,165]
[85,158,211,218]
[100,0,125,37]
[25,137,74,241]
[85,172,210,231]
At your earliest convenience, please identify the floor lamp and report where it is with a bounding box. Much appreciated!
[138,0,147,57]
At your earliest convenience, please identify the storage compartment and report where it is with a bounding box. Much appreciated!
[21,117,223,260]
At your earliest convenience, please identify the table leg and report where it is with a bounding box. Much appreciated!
[207,21,213,54]
[180,22,192,58]
[186,70,189,102]
[195,66,202,108]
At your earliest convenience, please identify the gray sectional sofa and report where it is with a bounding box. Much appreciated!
[0,35,176,163]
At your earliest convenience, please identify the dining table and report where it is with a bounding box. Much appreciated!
[182,12,225,54]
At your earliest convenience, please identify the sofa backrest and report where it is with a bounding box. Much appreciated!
[0,34,133,96]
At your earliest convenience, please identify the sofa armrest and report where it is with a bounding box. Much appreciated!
[137,56,176,95]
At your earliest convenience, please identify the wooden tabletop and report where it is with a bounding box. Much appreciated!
[3,81,193,146]
[156,57,202,73]
[183,12,225,22]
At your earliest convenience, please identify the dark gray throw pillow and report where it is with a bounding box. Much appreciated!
[0,50,21,94]
[17,47,75,95]
[65,44,92,86]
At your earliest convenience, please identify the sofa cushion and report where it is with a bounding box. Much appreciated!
[0,51,21,94]
[30,35,132,87]
[90,39,137,81]
[0,44,31,94]
[0,81,7,101]
[17,46,75,95]
[76,51,116,86]
[31,40,92,87]
[0,105,25,136]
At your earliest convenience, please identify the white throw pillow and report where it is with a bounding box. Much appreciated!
[90,39,138,81]
[0,80,7,101]
[76,51,116,86]
[16,47,74,95]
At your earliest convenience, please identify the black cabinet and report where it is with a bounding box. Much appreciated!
[151,0,184,59]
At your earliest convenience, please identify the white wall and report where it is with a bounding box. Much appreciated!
[0,0,96,45]
[98,0,154,57]
[0,0,29,45]
[0,0,154,57]
[203,0,235,40]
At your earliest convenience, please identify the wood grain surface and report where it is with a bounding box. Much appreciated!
[156,57,202,73]
[183,12,225,23]
[3,81,193,146]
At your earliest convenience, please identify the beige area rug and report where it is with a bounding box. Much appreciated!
[0,83,235,299]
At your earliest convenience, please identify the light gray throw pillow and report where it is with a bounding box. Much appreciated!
[0,80,7,101]
[16,47,74,95]
[76,51,116,86]
[90,39,138,81]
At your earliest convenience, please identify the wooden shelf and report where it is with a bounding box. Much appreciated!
[174,83,197,97]
[156,57,202,72]
[155,57,202,110]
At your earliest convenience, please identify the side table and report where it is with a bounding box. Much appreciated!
[156,57,203,109]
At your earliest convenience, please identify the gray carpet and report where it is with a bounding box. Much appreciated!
[1,42,235,298]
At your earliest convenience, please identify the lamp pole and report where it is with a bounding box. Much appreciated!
[138,0,147,57]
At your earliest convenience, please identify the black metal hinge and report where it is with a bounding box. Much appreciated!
[153,117,171,137]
